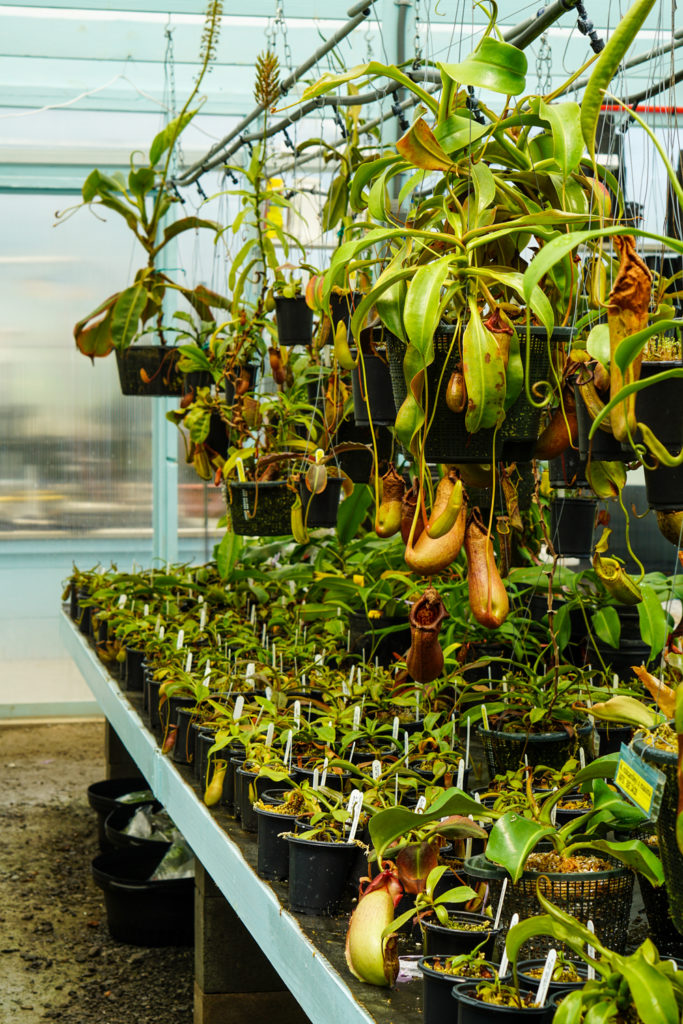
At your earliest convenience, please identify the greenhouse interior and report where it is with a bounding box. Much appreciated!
[3,0,683,1021]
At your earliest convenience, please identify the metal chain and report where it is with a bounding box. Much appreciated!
[275,0,293,74]
[535,31,553,95]
[365,12,374,64]
[413,0,423,68]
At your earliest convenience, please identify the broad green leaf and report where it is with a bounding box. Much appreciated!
[439,38,527,96]
[585,838,664,886]
[536,99,583,176]
[591,606,621,648]
[485,812,556,883]
[336,485,373,546]
[215,530,243,580]
[433,114,489,154]
[638,584,668,662]
[111,282,148,350]
[161,217,222,246]
[322,173,348,231]
[470,161,496,220]
[586,322,611,368]
[553,601,572,652]
[463,299,506,432]
[368,787,492,860]
[128,166,155,199]
[403,257,451,354]
[581,0,656,159]
[176,345,212,375]
[626,949,679,1024]
[149,109,196,166]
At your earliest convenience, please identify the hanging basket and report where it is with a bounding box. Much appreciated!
[478,722,594,777]
[500,326,573,463]
[548,448,588,488]
[115,346,185,396]
[633,736,683,937]
[275,296,313,346]
[330,291,363,332]
[225,480,295,537]
[463,853,634,958]
[550,496,596,557]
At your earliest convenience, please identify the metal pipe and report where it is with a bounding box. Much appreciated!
[176,0,380,185]
[625,66,683,108]
[558,27,683,97]
[503,0,579,50]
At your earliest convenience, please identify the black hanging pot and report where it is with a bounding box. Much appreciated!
[116,346,184,396]
[632,360,683,509]
[225,480,296,536]
[330,290,363,332]
[298,476,344,528]
[347,611,411,667]
[548,448,588,488]
[275,295,313,346]
[550,496,596,557]
[387,328,501,463]
[574,377,625,461]
[351,347,397,426]
[332,419,393,484]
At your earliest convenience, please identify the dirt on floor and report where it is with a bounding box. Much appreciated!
[0,721,193,1024]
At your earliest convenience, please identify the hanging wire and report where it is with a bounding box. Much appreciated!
[535,31,553,95]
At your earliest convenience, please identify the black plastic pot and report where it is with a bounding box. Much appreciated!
[77,589,92,636]
[464,853,634,958]
[634,737,683,936]
[91,848,193,947]
[225,480,296,537]
[550,496,596,557]
[387,329,501,463]
[516,959,588,995]
[452,984,554,1022]
[548,448,588,488]
[419,957,499,1024]
[590,638,653,679]
[104,801,172,855]
[423,911,499,958]
[478,722,594,777]
[332,420,393,483]
[595,723,633,757]
[255,805,299,881]
[86,776,150,853]
[275,295,313,346]
[574,380,624,461]
[644,462,683,511]
[298,477,343,528]
[173,707,198,766]
[146,677,162,730]
[124,647,146,693]
[194,729,220,786]
[229,752,248,819]
[236,767,291,834]
[286,834,359,915]
[351,349,396,426]
[159,694,196,740]
[330,291,363,332]
[115,346,185,397]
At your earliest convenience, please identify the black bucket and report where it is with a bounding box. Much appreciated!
[91,848,194,946]
[87,777,150,852]
[104,801,173,855]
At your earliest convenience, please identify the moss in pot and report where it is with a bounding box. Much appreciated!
[451,980,554,1022]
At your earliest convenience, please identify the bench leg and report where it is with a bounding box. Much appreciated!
[194,864,310,1024]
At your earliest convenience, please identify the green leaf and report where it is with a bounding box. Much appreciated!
[535,99,583,176]
[463,299,506,432]
[591,606,621,648]
[403,257,451,354]
[613,319,683,376]
[215,530,243,580]
[110,282,148,351]
[485,812,556,883]
[626,948,679,1024]
[439,38,527,96]
[553,602,572,652]
[586,838,664,886]
[128,167,156,199]
[586,322,611,368]
[336,485,373,546]
[322,173,349,231]
[638,584,668,663]
[161,217,222,246]
[301,62,438,115]
[149,110,196,166]
[581,0,656,159]
[368,787,491,861]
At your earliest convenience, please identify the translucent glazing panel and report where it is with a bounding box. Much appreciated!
[0,192,153,537]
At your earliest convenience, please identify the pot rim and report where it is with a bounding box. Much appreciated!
[477,722,593,742]
[463,851,630,882]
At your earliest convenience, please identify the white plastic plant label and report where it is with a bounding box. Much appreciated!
[232,695,245,721]
[346,790,363,843]
[414,795,427,814]
[456,758,465,790]
[320,757,329,788]
[176,628,184,650]
[265,722,274,747]
[353,706,361,731]
[283,730,293,769]
[535,949,557,1007]
[185,651,193,674]
[498,912,518,978]
[392,716,400,742]
[371,760,381,780]
[293,700,301,731]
